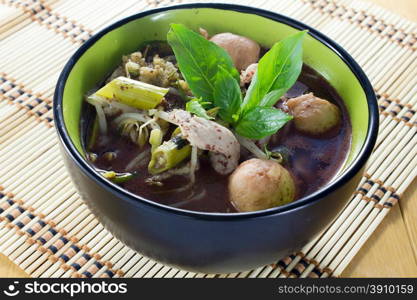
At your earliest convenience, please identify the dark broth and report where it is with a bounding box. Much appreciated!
[85,52,351,213]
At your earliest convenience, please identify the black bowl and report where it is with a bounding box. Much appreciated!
[54,3,378,274]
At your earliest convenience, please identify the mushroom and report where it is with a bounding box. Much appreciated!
[210,33,260,70]
[286,93,341,135]
[228,159,295,212]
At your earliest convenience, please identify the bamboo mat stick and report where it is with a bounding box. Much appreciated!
[0,134,56,175]
[347,16,403,64]
[1,32,68,71]
[3,155,63,198]
[32,215,98,277]
[50,225,107,277]
[0,23,44,56]
[121,256,150,278]
[377,107,417,147]
[0,183,77,254]
[28,215,98,277]
[360,40,412,89]
[173,269,189,278]
[0,6,29,34]
[66,230,115,278]
[50,0,85,11]
[297,134,417,277]
[0,106,19,121]
[38,219,106,278]
[300,127,417,268]
[99,249,136,278]
[371,119,417,175]
[0,147,61,189]
[0,111,50,141]
[367,48,416,92]
[153,265,177,278]
[331,156,417,276]
[112,252,146,278]
[1,47,68,82]
[0,176,72,240]
[272,232,329,278]
[325,146,417,276]
[15,207,92,270]
[4,42,75,83]
[75,236,120,278]
[23,211,96,274]
[396,76,417,102]
[140,262,166,278]
[312,142,417,276]
[60,229,111,278]
[0,114,39,141]
[0,109,29,137]
[0,193,77,261]
[0,126,53,166]
[89,241,127,278]
[378,55,417,94]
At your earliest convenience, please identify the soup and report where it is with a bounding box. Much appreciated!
[82,25,351,213]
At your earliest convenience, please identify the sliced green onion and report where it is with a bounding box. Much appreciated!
[171,126,182,138]
[95,76,169,109]
[149,129,163,152]
[148,137,191,175]
[101,170,137,184]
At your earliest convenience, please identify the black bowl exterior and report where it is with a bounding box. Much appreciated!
[60,140,363,273]
[54,3,379,274]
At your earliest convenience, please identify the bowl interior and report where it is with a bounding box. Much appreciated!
[60,6,369,180]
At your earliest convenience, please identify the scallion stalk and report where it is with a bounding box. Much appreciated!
[95,76,169,109]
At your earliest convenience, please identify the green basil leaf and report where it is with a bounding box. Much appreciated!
[213,65,242,124]
[186,98,213,120]
[167,24,240,102]
[243,31,306,111]
[258,89,286,107]
[235,107,293,139]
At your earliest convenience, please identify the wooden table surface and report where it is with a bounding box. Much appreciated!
[1,0,416,278]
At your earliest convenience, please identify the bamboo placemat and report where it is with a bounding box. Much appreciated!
[0,0,416,278]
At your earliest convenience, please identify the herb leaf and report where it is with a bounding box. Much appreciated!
[186,98,213,120]
[235,107,293,139]
[258,89,286,107]
[167,24,240,102]
[242,31,306,112]
[213,66,242,124]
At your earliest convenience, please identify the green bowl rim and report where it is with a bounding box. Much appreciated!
[53,3,379,220]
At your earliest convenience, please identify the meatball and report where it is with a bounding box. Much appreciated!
[210,33,260,70]
[228,159,295,212]
[286,93,341,135]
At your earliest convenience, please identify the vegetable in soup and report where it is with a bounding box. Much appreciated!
[83,24,351,213]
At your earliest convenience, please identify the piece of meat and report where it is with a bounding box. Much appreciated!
[210,33,260,70]
[164,109,192,125]
[199,27,209,39]
[165,110,240,174]
[240,63,258,86]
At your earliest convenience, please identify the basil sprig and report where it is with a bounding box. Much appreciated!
[167,24,306,139]
[167,24,239,102]
[242,31,306,112]
[185,98,213,120]
[213,66,242,123]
